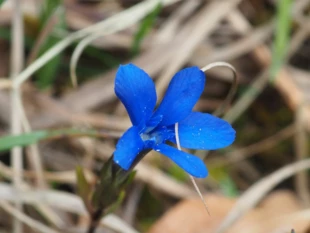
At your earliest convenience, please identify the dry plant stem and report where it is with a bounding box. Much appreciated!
[9,1,71,226]
[0,154,194,200]
[64,16,273,113]
[13,0,181,88]
[26,8,59,65]
[0,201,60,233]
[10,0,24,232]
[0,183,139,233]
[0,159,67,227]
[294,104,310,206]
[174,123,210,215]
[224,24,308,124]
[192,21,274,69]
[154,0,201,44]
[69,0,194,87]
[0,160,96,185]
[63,10,274,113]
[155,0,242,101]
[0,79,11,89]
[113,0,201,115]
[17,96,45,188]
[122,182,144,225]
[215,158,310,233]
[201,62,238,117]
[224,1,310,124]
[209,124,295,167]
[17,97,66,227]
[224,69,269,123]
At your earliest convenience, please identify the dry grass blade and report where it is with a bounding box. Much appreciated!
[155,0,242,100]
[133,161,196,198]
[0,79,11,89]
[224,69,269,123]
[10,0,24,232]
[121,182,144,225]
[17,100,66,227]
[154,0,201,44]
[209,124,295,166]
[175,123,210,215]
[69,0,198,88]
[201,62,238,116]
[295,104,310,205]
[215,158,310,233]
[13,0,182,88]
[0,183,139,233]
[224,17,309,124]
[0,201,60,233]
[192,21,274,68]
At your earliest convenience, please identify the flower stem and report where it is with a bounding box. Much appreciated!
[86,209,103,233]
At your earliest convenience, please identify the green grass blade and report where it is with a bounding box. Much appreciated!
[0,131,48,151]
[270,0,292,80]
[36,0,66,89]
[131,3,162,55]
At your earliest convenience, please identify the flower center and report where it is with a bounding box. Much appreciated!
[140,130,163,146]
[140,126,174,148]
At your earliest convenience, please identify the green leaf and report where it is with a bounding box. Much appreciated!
[39,0,62,24]
[76,166,92,212]
[0,131,48,151]
[0,0,5,8]
[105,190,126,215]
[131,3,162,55]
[167,163,188,182]
[209,166,239,197]
[219,175,239,197]
[0,128,99,152]
[270,0,292,80]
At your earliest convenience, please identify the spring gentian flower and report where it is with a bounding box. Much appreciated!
[113,64,235,178]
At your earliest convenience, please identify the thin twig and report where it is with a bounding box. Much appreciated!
[0,79,11,89]
[0,201,60,233]
[155,0,242,101]
[16,97,66,227]
[175,123,210,215]
[26,7,60,66]
[0,183,139,233]
[294,104,310,206]
[122,182,144,225]
[201,62,238,117]
[208,124,295,167]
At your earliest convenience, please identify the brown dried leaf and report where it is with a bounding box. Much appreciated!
[148,191,310,233]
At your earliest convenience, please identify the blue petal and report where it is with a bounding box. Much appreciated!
[115,64,157,127]
[171,112,235,150]
[151,67,205,126]
[114,126,145,170]
[153,144,208,178]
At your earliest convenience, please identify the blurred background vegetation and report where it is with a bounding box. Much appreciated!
[1,0,310,232]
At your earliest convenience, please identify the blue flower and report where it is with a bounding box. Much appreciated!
[113,64,235,178]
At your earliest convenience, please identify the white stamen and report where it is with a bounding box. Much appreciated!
[174,123,210,215]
